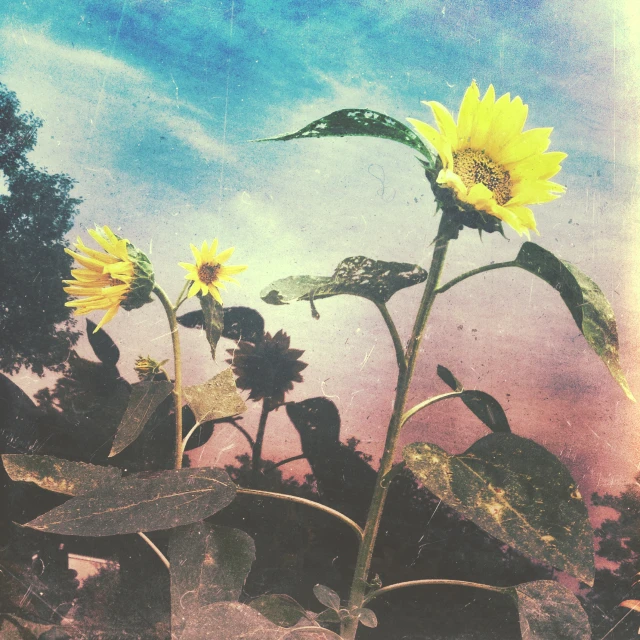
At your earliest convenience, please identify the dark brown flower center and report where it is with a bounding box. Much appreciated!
[453,149,512,205]
[198,262,221,285]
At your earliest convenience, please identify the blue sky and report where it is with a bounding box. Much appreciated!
[1,0,639,497]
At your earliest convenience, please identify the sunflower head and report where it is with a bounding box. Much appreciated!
[63,226,155,332]
[226,330,308,408]
[179,239,247,304]
[408,81,567,237]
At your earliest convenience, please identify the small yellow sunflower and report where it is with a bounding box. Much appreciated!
[179,239,247,303]
[408,81,567,236]
[63,226,154,332]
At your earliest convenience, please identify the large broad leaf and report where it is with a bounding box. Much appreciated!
[108,380,174,457]
[24,467,236,536]
[2,454,121,495]
[515,242,634,401]
[403,434,594,585]
[181,602,340,640]
[437,365,510,433]
[258,108,433,161]
[169,522,256,637]
[509,581,591,639]
[200,292,225,359]
[248,595,308,628]
[261,256,428,314]
[183,368,247,423]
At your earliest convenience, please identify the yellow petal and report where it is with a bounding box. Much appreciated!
[65,249,109,272]
[94,305,120,332]
[190,243,202,266]
[436,169,468,197]
[500,127,553,165]
[220,264,247,275]
[206,238,219,261]
[424,100,458,150]
[509,151,567,182]
[407,118,453,168]
[209,286,223,304]
[178,262,197,272]
[75,239,120,264]
[188,280,201,298]
[456,81,481,145]
[468,84,496,149]
[216,247,235,263]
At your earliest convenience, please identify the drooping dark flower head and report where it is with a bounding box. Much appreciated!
[226,330,308,407]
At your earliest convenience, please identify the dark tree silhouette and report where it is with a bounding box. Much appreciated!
[0,82,81,375]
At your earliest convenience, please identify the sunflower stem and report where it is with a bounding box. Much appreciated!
[237,488,363,541]
[153,283,184,470]
[251,399,271,486]
[137,532,170,570]
[374,302,407,375]
[173,281,191,311]
[362,579,504,605]
[436,260,517,295]
[341,213,452,640]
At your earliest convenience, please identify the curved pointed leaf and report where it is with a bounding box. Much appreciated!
[257,108,433,161]
[515,242,634,401]
[2,454,121,495]
[170,522,255,637]
[437,365,510,433]
[353,607,378,628]
[403,434,594,585]
[183,368,247,423]
[181,602,339,640]
[509,581,591,639]
[249,595,308,628]
[24,467,236,536]
[200,292,225,359]
[108,380,174,457]
[261,256,428,314]
[312,584,340,611]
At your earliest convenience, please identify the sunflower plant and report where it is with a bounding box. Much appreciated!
[1,82,635,640]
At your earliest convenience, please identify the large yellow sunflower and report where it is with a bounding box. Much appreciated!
[408,81,567,235]
[179,239,247,303]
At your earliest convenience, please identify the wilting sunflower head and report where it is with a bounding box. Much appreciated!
[179,239,247,304]
[226,330,308,407]
[408,81,567,236]
[63,226,155,332]
[134,355,169,381]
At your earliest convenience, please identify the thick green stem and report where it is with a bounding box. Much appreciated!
[436,260,517,295]
[153,283,184,470]
[251,399,271,485]
[341,215,452,639]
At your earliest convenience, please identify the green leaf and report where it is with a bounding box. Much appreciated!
[403,434,594,585]
[261,256,428,315]
[108,380,174,457]
[2,454,121,495]
[515,242,634,401]
[312,584,340,610]
[181,602,340,639]
[509,581,591,639]
[24,467,236,536]
[249,594,308,628]
[437,365,511,433]
[170,522,255,637]
[257,108,433,161]
[200,293,225,359]
[436,364,463,391]
[353,607,378,628]
[183,368,247,423]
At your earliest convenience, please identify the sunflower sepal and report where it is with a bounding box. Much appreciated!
[120,242,155,311]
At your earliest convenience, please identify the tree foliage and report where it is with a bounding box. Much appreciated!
[0,82,81,375]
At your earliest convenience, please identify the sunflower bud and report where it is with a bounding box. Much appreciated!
[134,355,169,381]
